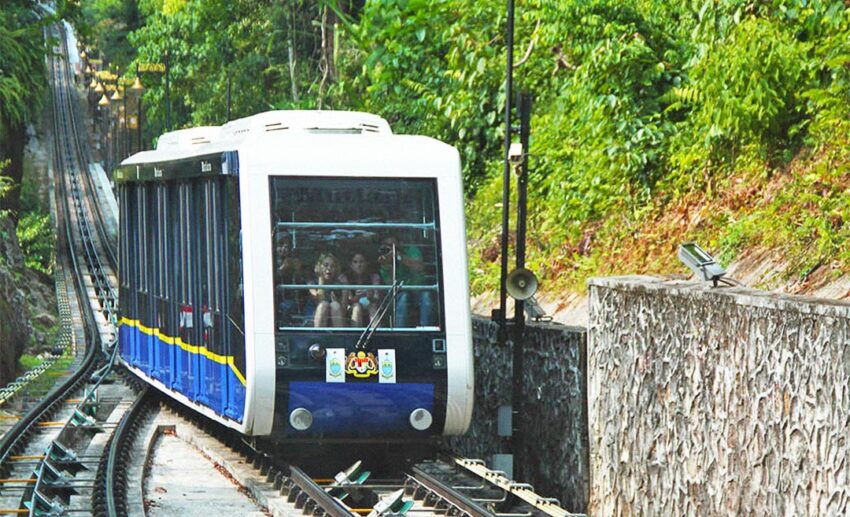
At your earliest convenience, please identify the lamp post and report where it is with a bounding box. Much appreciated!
[130,74,144,152]
[98,92,110,170]
[122,84,129,159]
[111,86,122,169]
[494,0,537,482]
[93,80,105,137]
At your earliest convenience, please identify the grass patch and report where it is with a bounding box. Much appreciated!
[18,353,43,372]
[14,352,76,401]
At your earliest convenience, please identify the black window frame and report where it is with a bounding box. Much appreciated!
[269,175,445,333]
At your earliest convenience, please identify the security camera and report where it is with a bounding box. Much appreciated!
[678,242,726,286]
[508,142,524,164]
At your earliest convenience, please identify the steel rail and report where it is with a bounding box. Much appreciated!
[451,458,581,517]
[56,24,118,272]
[54,26,118,286]
[50,28,119,328]
[103,387,151,516]
[49,26,148,517]
[288,466,357,517]
[410,465,495,517]
[0,27,104,475]
[3,26,132,516]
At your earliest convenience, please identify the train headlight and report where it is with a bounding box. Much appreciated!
[409,408,432,431]
[289,407,313,431]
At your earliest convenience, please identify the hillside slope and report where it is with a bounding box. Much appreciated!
[470,140,850,325]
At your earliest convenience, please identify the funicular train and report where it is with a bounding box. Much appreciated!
[116,110,473,442]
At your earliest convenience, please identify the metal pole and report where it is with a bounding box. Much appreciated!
[110,111,115,172]
[511,92,532,479]
[226,41,232,122]
[104,111,110,173]
[515,93,532,276]
[165,49,171,131]
[138,95,143,152]
[123,94,128,160]
[497,0,515,334]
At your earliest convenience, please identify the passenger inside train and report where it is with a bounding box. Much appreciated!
[271,177,442,331]
[345,251,381,327]
[309,252,349,327]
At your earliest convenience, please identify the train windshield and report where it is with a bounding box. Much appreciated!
[270,177,443,331]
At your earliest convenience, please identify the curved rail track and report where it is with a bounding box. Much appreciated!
[145,403,581,517]
[0,22,580,517]
[0,24,149,516]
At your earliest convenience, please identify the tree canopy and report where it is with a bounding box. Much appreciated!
[0,0,81,214]
[80,0,850,293]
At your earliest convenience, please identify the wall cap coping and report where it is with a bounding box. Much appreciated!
[587,275,850,318]
[472,314,587,334]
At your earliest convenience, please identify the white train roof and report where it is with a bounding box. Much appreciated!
[121,110,395,167]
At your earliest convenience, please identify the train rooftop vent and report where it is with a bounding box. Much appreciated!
[155,126,221,151]
[220,110,392,141]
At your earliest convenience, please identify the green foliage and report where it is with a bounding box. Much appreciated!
[125,0,333,141]
[18,353,42,371]
[0,160,14,219]
[336,0,506,189]
[17,212,54,275]
[669,17,810,177]
[0,7,48,132]
[80,0,142,70]
[803,4,850,144]
[86,0,850,295]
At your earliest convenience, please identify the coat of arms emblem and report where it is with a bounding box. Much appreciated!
[345,351,378,378]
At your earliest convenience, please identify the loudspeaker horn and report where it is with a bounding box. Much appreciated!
[506,268,538,301]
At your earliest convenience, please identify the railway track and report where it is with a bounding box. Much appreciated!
[135,398,580,517]
[0,24,146,516]
[0,22,580,517]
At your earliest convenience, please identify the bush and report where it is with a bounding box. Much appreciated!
[17,211,53,275]
[669,17,811,177]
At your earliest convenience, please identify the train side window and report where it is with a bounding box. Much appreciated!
[167,182,181,339]
[128,184,138,319]
[153,183,169,332]
[136,185,146,295]
[201,178,222,353]
[224,177,245,377]
[178,182,194,343]
[136,184,150,327]
[192,180,206,349]
[149,184,159,318]
[118,186,125,306]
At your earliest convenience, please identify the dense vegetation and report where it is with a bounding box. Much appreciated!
[0,1,50,215]
[0,2,75,275]
[81,0,850,296]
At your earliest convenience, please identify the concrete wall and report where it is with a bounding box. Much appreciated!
[451,317,589,513]
[588,276,850,515]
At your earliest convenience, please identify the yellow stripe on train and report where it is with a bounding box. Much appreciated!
[117,318,247,386]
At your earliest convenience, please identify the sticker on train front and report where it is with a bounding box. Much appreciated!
[326,348,346,383]
[345,351,378,378]
[378,349,396,384]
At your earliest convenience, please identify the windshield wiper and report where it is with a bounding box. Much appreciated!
[354,280,403,350]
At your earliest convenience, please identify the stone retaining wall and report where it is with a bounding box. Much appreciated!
[450,317,589,513]
[588,276,850,515]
